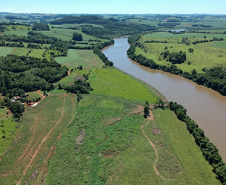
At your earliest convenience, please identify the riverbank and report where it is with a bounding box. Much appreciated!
[102,37,226,163]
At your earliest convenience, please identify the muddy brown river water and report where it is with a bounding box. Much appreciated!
[102,37,226,162]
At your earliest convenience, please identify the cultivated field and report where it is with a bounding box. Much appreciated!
[55,49,103,70]
[0,94,77,185]
[0,47,15,56]
[45,94,220,185]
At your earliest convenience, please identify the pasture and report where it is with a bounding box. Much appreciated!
[0,47,15,56]
[45,94,220,185]
[137,32,226,72]
[88,67,158,103]
[55,49,103,69]
[0,94,77,185]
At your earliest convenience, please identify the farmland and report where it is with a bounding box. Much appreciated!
[45,94,220,185]
[136,32,226,73]
[88,67,158,103]
[55,49,103,70]
[0,13,225,185]
[0,94,77,185]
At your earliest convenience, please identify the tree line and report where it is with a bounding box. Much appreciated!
[93,40,114,66]
[127,34,226,96]
[169,102,226,184]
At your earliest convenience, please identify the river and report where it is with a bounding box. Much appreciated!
[102,37,226,162]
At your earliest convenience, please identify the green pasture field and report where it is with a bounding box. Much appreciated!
[126,19,159,26]
[26,92,42,102]
[0,94,77,185]
[0,47,15,56]
[29,49,45,58]
[88,67,158,103]
[55,69,89,87]
[5,30,29,36]
[55,49,103,69]
[0,117,18,156]
[136,32,226,72]
[142,108,220,185]
[11,47,28,56]
[46,94,220,185]
[40,28,107,42]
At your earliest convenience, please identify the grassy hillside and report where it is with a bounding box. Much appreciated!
[0,94,77,185]
[136,32,226,73]
[55,49,103,70]
[88,67,158,103]
[45,94,220,185]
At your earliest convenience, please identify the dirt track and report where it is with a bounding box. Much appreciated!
[140,112,166,180]
[16,95,66,185]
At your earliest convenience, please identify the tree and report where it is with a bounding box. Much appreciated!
[144,101,150,118]
[73,32,83,41]
[188,48,194,53]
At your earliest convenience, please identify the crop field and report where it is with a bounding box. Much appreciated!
[88,67,158,103]
[26,92,42,102]
[11,48,28,56]
[0,94,77,185]
[29,49,45,58]
[45,94,220,185]
[55,49,103,69]
[55,69,89,87]
[136,32,226,72]
[0,105,17,156]
[5,30,29,36]
[40,28,107,42]
[142,108,220,184]
[0,47,15,56]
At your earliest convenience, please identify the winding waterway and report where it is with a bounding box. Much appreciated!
[102,37,226,162]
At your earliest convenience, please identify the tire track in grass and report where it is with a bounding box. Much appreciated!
[140,111,166,181]
[35,94,76,184]
[16,94,66,185]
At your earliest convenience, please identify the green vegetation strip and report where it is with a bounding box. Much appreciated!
[88,67,158,103]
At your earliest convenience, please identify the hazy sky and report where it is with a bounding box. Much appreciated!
[0,0,226,14]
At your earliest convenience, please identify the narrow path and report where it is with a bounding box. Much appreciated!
[140,112,166,180]
[16,95,66,185]
[11,48,16,54]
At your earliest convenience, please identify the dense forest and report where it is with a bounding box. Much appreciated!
[0,55,68,96]
[128,34,226,96]
[32,22,50,31]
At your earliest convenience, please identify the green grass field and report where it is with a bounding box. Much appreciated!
[5,30,29,36]
[45,94,220,185]
[26,92,42,102]
[88,67,158,103]
[40,27,107,42]
[136,32,226,72]
[0,47,15,56]
[11,48,28,56]
[0,118,18,156]
[55,49,103,69]
[0,94,77,185]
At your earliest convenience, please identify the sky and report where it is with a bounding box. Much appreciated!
[0,0,226,15]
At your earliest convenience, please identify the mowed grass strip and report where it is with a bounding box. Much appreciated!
[0,94,76,185]
[55,49,103,69]
[88,67,158,103]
